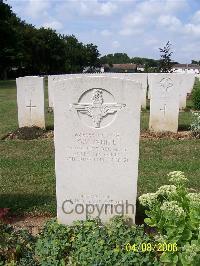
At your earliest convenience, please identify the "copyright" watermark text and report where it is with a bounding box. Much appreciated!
[62,199,135,218]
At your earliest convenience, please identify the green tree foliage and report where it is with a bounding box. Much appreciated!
[85,43,100,69]
[0,1,100,79]
[100,53,159,72]
[159,41,173,72]
[100,53,131,65]
[191,60,200,65]
[0,0,22,79]
[64,36,100,73]
[20,26,67,75]
[130,57,159,68]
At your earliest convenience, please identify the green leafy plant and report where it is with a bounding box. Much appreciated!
[35,218,72,265]
[192,79,200,110]
[0,217,159,265]
[2,171,200,266]
[0,222,36,266]
[190,111,200,138]
[139,171,200,265]
[35,216,159,266]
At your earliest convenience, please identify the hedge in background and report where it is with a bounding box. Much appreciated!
[192,78,200,110]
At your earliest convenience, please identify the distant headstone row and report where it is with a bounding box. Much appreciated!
[48,73,147,109]
[16,73,195,133]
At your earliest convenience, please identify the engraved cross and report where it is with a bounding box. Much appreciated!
[160,104,167,116]
[26,99,36,122]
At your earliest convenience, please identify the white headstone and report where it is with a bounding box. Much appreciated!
[54,76,141,224]
[16,76,45,128]
[149,74,180,132]
[106,73,147,109]
[48,75,54,108]
[178,74,189,109]
[186,73,195,93]
[179,92,187,110]
[178,73,195,109]
[48,74,73,108]
[147,74,151,100]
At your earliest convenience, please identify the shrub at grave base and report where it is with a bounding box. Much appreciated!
[190,111,200,138]
[35,219,72,265]
[35,217,159,266]
[192,79,200,110]
[139,171,200,266]
[0,223,36,266]
[0,217,159,266]
[2,171,200,266]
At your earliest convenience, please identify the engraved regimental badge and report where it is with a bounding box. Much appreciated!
[159,77,173,93]
[70,88,126,129]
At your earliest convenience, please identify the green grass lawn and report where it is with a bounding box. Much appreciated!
[0,80,200,215]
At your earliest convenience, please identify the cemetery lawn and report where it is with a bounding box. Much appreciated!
[0,80,200,215]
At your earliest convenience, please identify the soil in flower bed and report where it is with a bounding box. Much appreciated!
[2,128,194,141]
[140,130,193,140]
[2,127,53,140]
[1,212,52,236]
[0,202,147,236]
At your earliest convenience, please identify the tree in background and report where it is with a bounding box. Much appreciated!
[85,43,100,70]
[159,41,173,72]
[99,53,159,72]
[130,57,159,72]
[0,0,22,79]
[1,1,180,78]
[191,60,200,65]
[0,1,100,79]
[64,36,100,73]
[100,53,131,65]
[19,26,67,75]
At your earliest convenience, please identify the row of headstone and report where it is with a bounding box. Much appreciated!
[52,73,195,224]
[16,73,195,133]
[15,73,195,225]
[49,73,195,110]
[48,73,147,109]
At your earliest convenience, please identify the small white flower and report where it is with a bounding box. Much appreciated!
[191,111,200,137]
[188,193,200,207]
[156,185,177,197]
[168,171,188,184]
[139,193,157,207]
[182,243,200,261]
[160,201,185,217]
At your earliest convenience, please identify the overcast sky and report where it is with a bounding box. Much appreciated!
[7,0,200,63]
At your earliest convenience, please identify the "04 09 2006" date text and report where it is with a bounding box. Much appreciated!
[125,242,178,252]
